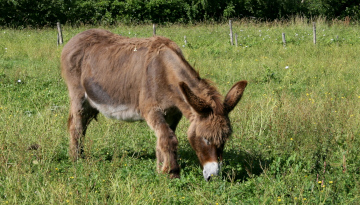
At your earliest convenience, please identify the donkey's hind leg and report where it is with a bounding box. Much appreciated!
[67,90,98,161]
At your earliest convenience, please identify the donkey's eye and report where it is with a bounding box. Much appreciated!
[203,137,211,145]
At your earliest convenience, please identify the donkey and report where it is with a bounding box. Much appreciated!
[61,29,247,181]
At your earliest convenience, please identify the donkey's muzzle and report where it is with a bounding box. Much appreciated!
[203,162,219,181]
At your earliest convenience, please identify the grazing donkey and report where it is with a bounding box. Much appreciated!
[61,29,247,181]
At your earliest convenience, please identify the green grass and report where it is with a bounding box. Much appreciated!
[1,18,360,204]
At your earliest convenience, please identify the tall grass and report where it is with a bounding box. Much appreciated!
[1,18,360,204]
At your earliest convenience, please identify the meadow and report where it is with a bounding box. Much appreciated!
[1,18,360,204]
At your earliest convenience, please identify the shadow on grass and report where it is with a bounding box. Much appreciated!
[221,149,272,182]
[177,146,272,183]
[51,142,271,183]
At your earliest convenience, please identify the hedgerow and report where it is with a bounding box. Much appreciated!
[1,0,359,27]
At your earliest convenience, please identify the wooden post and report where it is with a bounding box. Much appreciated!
[229,20,233,46]
[313,22,316,44]
[184,36,187,45]
[235,33,238,47]
[343,154,346,173]
[282,33,286,46]
[57,22,63,46]
[153,24,156,36]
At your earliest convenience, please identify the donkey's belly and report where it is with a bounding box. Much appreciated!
[85,93,143,121]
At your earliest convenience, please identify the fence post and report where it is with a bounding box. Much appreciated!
[184,36,187,45]
[153,24,156,36]
[235,33,238,47]
[282,33,286,47]
[313,22,316,44]
[57,22,63,46]
[229,20,233,46]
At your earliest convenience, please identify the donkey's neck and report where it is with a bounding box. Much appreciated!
[161,49,224,119]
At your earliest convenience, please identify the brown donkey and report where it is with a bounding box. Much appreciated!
[61,29,247,180]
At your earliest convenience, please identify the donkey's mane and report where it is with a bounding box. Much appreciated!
[83,29,179,55]
[197,78,225,116]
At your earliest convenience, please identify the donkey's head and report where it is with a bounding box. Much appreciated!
[179,80,247,181]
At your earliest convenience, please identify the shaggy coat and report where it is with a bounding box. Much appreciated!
[61,29,247,180]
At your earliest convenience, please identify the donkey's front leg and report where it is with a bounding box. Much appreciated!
[145,110,180,178]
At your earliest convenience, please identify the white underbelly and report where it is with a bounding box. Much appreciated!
[85,93,143,121]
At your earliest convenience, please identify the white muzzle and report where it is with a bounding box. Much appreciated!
[203,162,219,181]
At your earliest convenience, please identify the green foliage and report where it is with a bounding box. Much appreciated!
[0,0,69,27]
[1,0,360,27]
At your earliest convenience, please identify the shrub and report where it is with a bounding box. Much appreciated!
[0,0,359,28]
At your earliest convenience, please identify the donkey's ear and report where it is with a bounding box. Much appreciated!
[223,80,247,114]
[179,82,212,114]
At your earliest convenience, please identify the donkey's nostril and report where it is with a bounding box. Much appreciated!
[206,176,211,181]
